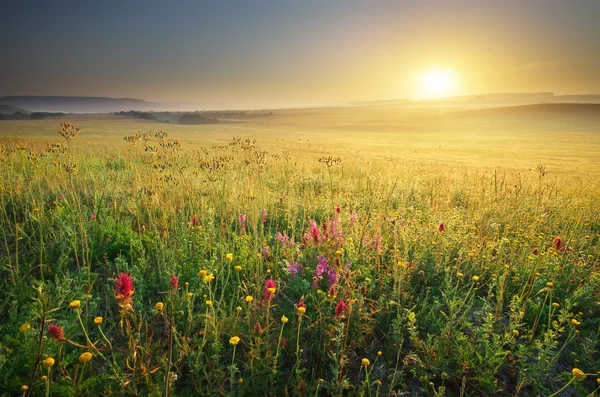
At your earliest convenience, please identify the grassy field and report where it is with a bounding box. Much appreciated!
[0,105,599,396]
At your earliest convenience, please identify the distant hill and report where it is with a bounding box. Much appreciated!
[453,103,600,117]
[0,96,161,113]
[0,104,30,114]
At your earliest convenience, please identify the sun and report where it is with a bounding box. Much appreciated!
[418,69,456,99]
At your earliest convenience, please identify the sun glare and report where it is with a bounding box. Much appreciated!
[418,69,456,99]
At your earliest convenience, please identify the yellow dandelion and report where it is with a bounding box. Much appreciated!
[472,276,480,282]
[155,302,164,312]
[69,300,81,309]
[94,317,103,325]
[365,278,371,283]
[234,265,242,271]
[229,336,241,345]
[236,306,242,313]
[245,295,253,303]
[205,300,212,307]
[335,250,342,256]
[78,352,93,364]
[225,253,233,262]
[199,269,207,277]
[572,368,585,380]
[361,358,370,367]
[42,357,55,368]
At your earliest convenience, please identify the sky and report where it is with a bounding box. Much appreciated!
[2,0,600,108]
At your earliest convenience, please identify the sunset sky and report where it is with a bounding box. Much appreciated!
[2,0,600,108]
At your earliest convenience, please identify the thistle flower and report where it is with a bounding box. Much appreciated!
[335,300,346,318]
[43,357,55,368]
[47,324,65,341]
[170,275,179,289]
[78,352,93,364]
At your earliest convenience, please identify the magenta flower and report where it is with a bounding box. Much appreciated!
[170,275,179,289]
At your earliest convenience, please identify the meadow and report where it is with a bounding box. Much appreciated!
[0,104,599,396]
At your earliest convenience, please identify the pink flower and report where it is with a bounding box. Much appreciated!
[552,237,563,250]
[438,222,445,232]
[170,275,179,289]
[114,273,134,312]
[91,214,96,220]
[262,279,276,302]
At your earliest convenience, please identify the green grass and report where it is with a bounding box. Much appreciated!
[0,109,599,396]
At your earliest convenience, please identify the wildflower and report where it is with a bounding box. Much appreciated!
[335,250,342,256]
[155,302,164,312]
[512,329,519,337]
[199,269,207,277]
[297,300,307,315]
[571,319,581,326]
[186,292,193,298]
[373,235,382,253]
[261,209,267,223]
[263,279,276,302]
[114,273,134,312]
[546,282,554,288]
[239,378,244,384]
[457,272,464,278]
[205,300,212,307]
[335,300,346,318]
[287,262,303,279]
[234,265,242,272]
[41,376,47,381]
[226,253,234,262]
[47,324,65,341]
[472,276,480,282]
[365,277,371,283]
[532,247,539,255]
[229,336,241,345]
[438,222,446,232]
[19,323,31,333]
[21,385,29,391]
[94,317,103,325]
[42,357,55,368]
[317,289,323,295]
[90,214,96,220]
[236,306,242,313]
[281,315,289,324]
[78,352,93,364]
[245,295,254,303]
[361,358,370,367]
[377,351,382,356]
[572,368,585,380]
[191,216,199,227]
[69,300,81,309]
[315,256,337,287]
[552,302,560,308]
[203,273,214,283]
[254,322,262,334]
[552,237,563,250]
[170,275,179,289]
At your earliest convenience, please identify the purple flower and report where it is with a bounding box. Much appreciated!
[373,235,382,253]
[261,246,270,258]
[315,256,337,287]
[287,262,303,279]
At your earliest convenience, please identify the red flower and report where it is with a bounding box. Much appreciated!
[114,273,134,312]
[262,279,276,302]
[438,222,446,232]
[47,324,65,341]
[532,247,539,255]
[170,275,179,289]
[297,300,306,309]
[335,300,346,318]
[552,237,563,250]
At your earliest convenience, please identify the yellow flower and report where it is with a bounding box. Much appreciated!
[239,378,244,384]
[571,319,581,326]
[317,289,323,295]
[94,317,103,325]
[267,287,276,294]
[552,303,560,308]
[19,323,31,333]
[472,276,480,282]
[69,300,81,309]
[546,282,554,288]
[78,352,93,364]
[512,329,519,337]
[361,358,370,367]
[234,265,242,272]
[199,269,207,277]
[335,250,342,256]
[41,376,48,381]
[377,351,382,356]
[297,306,306,315]
[229,336,241,345]
[42,357,55,368]
[456,272,464,278]
[365,278,371,283]
[203,274,214,283]
[186,292,193,298]
[572,368,585,380]
[155,302,164,312]
[225,253,233,261]
[236,306,242,313]
[21,385,29,391]
[245,295,253,303]
[205,300,212,307]
[281,315,289,324]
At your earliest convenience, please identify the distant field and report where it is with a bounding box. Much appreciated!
[1,103,599,177]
